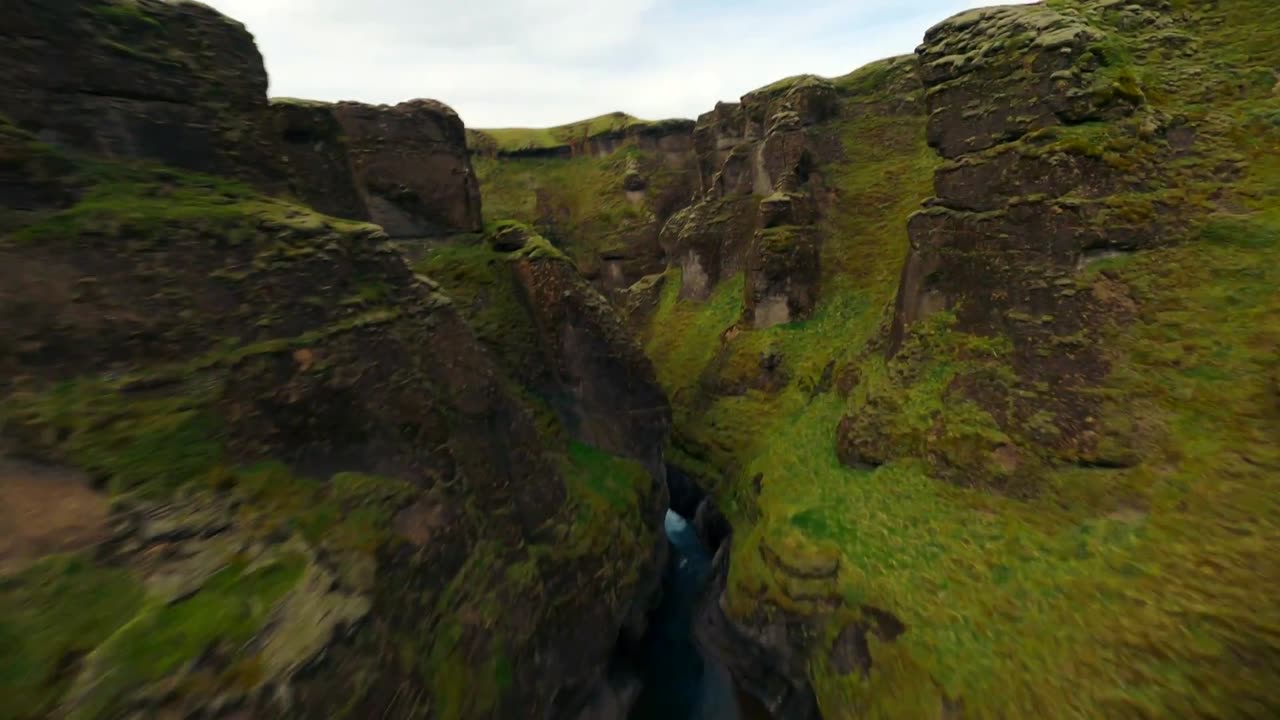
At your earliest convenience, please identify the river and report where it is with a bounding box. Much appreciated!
[628,511,770,720]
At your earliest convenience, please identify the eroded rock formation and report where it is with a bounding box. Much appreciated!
[469,118,699,296]
[0,2,666,718]
[272,98,484,237]
[662,75,839,327]
[0,0,285,190]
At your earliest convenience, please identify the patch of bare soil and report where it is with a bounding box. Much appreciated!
[0,457,109,575]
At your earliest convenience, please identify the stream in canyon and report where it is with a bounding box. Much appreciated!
[628,510,771,720]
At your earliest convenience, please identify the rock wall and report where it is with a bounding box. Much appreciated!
[470,121,699,297]
[272,99,484,237]
[0,3,667,718]
[1,0,482,240]
[332,100,483,237]
[840,0,1204,482]
[413,222,674,717]
[271,100,369,223]
[661,75,842,327]
[0,0,285,191]
[0,113,670,719]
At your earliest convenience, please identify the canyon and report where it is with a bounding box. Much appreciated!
[1,1,1278,719]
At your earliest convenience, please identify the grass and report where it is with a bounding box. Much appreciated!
[642,2,1280,716]
[8,169,374,246]
[470,149,674,275]
[471,112,680,153]
[68,554,307,720]
[0,556,146,720]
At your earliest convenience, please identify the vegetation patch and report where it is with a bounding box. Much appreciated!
[471,112,682,153]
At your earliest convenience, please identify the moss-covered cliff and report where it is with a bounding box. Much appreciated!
[0,3,669,718]
[5,0,1279,717]
[633,0,1280,717]
[468,116,699,296]
[0,113,668,719]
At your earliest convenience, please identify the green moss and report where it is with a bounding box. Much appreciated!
[9,170,372,246]
[645,3,1280,713]
[0,556,146,720]
[413,240,545,377]
[87,0,162,31]
[562,441,648,515]
[4,377,225,496]
[831,56,919,102]
[472,112,680,153]
[69,554,307,719]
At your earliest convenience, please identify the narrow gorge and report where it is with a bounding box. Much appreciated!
[1,1,1277,719]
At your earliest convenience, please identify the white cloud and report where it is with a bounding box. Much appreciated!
[203,0,1036,128]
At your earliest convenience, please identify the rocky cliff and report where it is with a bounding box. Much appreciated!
[0,0,285,191]
[272,98,483,238]
[637,0,1280,717]
[469,115,699,295]
[0,0,482,241]
[5,0,1279,718]
[0,2,667,719]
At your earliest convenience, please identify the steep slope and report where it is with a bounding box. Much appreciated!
[0,2,669,718]
[639,0,1280,717]
[0,114,667,720]
[469,116,698,295]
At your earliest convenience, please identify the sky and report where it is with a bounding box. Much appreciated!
[203,0,1034,129]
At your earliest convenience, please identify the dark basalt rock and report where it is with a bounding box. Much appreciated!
[842,1,1220,488]
[694,544,821,720]
[744,225,821,329]
[511,248,673,477]
[331,99,483,237]
[0,0,286,192]
[271,100,369,222]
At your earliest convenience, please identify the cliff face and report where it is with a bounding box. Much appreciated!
[271,100,370,223]
[272,99,484,238]
[1,0,481,241]
[639,0,1280,717]
[470,118,699,296]
[332,100,483,237]
[663,74,844,328]
[0,0,284,191]
[0,3,666,719]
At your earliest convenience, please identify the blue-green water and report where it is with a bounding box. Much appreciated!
[629,511,750,720]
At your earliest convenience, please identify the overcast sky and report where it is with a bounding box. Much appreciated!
[203,0,1031,129]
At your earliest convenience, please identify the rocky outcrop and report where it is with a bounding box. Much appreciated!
[0,118,667,716]
[744,223,821,329]
[1,0,483,241]
[0,5,665,718]
[695,545,821,720]
[511,245,672,476]
[271,100,369,222]
[423,223,672,478]
[272,98,483,237]
[411,224,673,717]
[0,0,284,191]
[840,1,1195,483]
[331,100,482,237]
[469,118,699,297]
[662,75,845,326]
